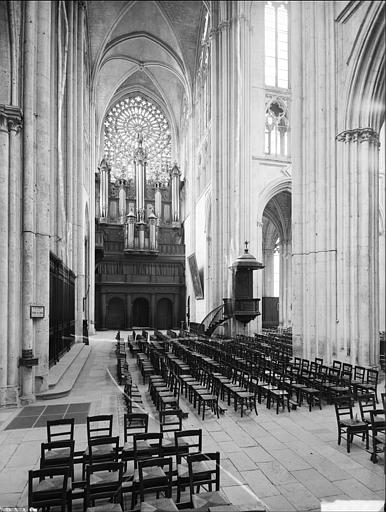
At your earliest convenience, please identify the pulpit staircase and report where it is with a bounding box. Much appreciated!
[199,304,229,337]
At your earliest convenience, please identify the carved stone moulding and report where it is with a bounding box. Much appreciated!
[0,104,23,134]
[336,127,380,146]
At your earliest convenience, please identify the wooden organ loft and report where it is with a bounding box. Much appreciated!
[94,136,185,330]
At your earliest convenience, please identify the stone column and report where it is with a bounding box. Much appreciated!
[279,240,292,328]
[75,2,85,341]
[0,107,10,405]
[263,248,275,296]
[7,111,23,398]
[291,1,337,361]
[34,0,52,394]
[336,128,380,366]
[21,0,37,402]
[6,1,23,405]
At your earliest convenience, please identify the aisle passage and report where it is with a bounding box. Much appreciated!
[0,332,384,512]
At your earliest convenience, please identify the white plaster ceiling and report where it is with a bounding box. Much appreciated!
[87,0,205,151]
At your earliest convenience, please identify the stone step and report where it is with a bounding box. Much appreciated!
[48,343,85,388]
[36,344,91,400]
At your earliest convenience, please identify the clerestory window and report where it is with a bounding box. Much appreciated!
[265,1,288,89]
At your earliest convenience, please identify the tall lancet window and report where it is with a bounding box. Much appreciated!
[265,1,288,89]
[104,95,172,185]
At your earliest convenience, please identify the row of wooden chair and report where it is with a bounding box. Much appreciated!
[29,411,229,511]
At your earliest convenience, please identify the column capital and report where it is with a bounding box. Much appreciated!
[336,127,379,146]
[0,104,23,134]
[209,19,231,39]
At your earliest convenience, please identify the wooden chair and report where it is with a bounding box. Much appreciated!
[83,435,120,480]
[159,408,184,456]
[355,369,379,403]
[334,398,369,453]
[130,434,164,509]
[29,467,72,512]
[175,429,203,502]
[122,413,149,475]
[358,394,377,425]
[136,456,178,511]
[187,452,230,509]
[40,440,75,480]
[369,409,385,463]
[299,376,322,412]
[350,366,366,399]
[84,461,123,512]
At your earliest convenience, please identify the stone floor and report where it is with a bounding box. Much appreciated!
[0,332,384,511]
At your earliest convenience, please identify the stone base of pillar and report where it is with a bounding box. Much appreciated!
[3,386,20,407]
[34,375,48,394]
[20,393,36,406]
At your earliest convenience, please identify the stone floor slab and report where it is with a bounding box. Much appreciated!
[291,468,341,498]
[240,470,280,499]
[262,494,297,512]
[334,478,385,500]
[258,460,298,485]
[278,482,320,510]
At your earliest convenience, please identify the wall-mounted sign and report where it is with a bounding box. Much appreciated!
[188,253,204,299]
[30,305,45,318]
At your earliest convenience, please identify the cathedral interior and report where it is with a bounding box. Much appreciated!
[0,1,385,511]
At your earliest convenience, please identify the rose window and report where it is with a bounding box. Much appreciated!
[104,95,172,184]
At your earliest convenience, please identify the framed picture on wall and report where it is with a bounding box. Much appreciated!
[188,253,204,299]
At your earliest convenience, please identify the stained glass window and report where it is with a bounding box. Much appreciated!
[265,1,288,89]
[104,95,172,185]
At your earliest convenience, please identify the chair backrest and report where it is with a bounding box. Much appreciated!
[85,462,123,507]
[315,357,323,366]
[358,394,376,421]
[46,418,74,443]
[175,429,202,463]
[29,467,70,509]
[381,392,386,410]
[124,413,148,442]
[40,440,75,469]
[133,432,163,467]
[369,409,386,432]
[159,408,183,434]
[187,452,220,493]
[87,414,113,442]
[88,436,120,464]
[301,359,309,371]
[342,363,352,374]
[366,369,378,385]
[328,368,340,383]
[334,400,354,424]
[294,357,301,368]
[353,365,366,382]
[332,360,342,371]
[138,456,174,501]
